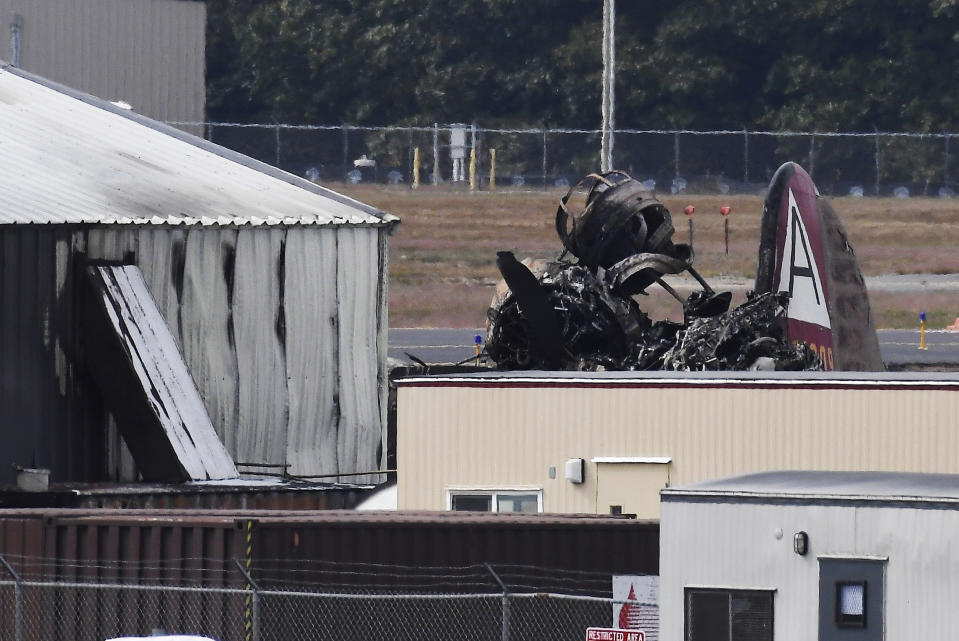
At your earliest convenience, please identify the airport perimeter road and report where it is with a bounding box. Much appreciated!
[389,328,959,369]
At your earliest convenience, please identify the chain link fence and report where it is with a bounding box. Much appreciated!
[0,556,658,641]
[173,121,959,197]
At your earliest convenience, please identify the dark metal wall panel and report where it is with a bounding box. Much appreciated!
[251,515,660,591]
[0,227,95,485]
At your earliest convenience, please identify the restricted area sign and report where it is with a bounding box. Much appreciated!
[586,628,645,641]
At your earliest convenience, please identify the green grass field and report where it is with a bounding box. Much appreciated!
[339,184,959,329]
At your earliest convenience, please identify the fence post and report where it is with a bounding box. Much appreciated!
[274,124,281,168]
[543,126,548,191]
[234,558,260,641]
[433,123,440,185]
[874,131,881,195]
[342,122,350,178]
[413,148,420,189]
[808,134,815,177]
[945,135,951,187]
[674,131,681,182]
[486,564,509,641]
[0,554,24,641]
[743,129,749,184]
[408,126,414,186]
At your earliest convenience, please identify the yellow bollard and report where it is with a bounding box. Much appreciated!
[920,311,928,350]
[490,149,496,190]
[469,147,477,190]
[412,147,420,189]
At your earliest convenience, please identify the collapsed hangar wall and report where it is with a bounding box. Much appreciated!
[396,373,959,516]
[0,223,388,485]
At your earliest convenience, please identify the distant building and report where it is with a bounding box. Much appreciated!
[0,64,398,486]
[1,0,205,125]
[396,370,959,518]
[660,471,959,641]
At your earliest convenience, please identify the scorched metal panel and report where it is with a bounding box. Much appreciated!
[84,264,236,481]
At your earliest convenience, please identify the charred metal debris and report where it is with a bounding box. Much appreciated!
[485,171,822,372]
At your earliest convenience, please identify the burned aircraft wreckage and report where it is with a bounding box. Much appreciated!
[485,163,884,372]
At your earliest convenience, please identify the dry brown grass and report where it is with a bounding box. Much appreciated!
[338,184,959,328]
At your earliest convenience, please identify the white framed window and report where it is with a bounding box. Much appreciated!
[447,489,543,513]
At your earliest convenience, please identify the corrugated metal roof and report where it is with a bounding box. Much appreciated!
[663,470,959,504]
[0,64,397,227]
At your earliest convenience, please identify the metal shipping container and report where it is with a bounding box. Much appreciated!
[0,510,658,640]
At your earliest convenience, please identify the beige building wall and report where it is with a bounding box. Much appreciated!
[397,376,959,518]
[1,0,205,123]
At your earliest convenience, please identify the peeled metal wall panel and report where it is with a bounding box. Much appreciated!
[85,265,237,481]
[336,228,381,484]
[284,228,339,475]
[233,229,289,464]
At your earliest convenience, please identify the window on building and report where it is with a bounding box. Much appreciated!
[835,581,866,627]
[685,588,774,641]
[448,490,542,513]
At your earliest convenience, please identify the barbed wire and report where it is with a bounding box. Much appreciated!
[0,554,642,595]
[167,121,959,139]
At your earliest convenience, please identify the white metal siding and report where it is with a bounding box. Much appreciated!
[660,500,959,641]
[1,0,204,123]
[397,383,959,512]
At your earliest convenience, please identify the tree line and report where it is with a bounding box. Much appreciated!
[207,0,959,133]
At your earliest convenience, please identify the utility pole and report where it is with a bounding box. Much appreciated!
[600,0,615,172]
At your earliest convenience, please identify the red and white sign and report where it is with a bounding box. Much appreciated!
[586,628,645,641]
[612,575,657,629]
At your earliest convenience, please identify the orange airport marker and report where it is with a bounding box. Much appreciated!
[920,311,928,350]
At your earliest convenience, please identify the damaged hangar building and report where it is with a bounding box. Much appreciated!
[0,64,398,486]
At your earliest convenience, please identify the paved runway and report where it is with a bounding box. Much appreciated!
[389,328,959,369]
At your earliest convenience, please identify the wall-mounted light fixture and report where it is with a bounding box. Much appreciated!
[793,531,809,556]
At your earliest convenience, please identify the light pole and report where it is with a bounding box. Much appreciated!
[600,0,615,172]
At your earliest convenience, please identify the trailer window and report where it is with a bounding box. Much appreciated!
[685,587,773,641]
